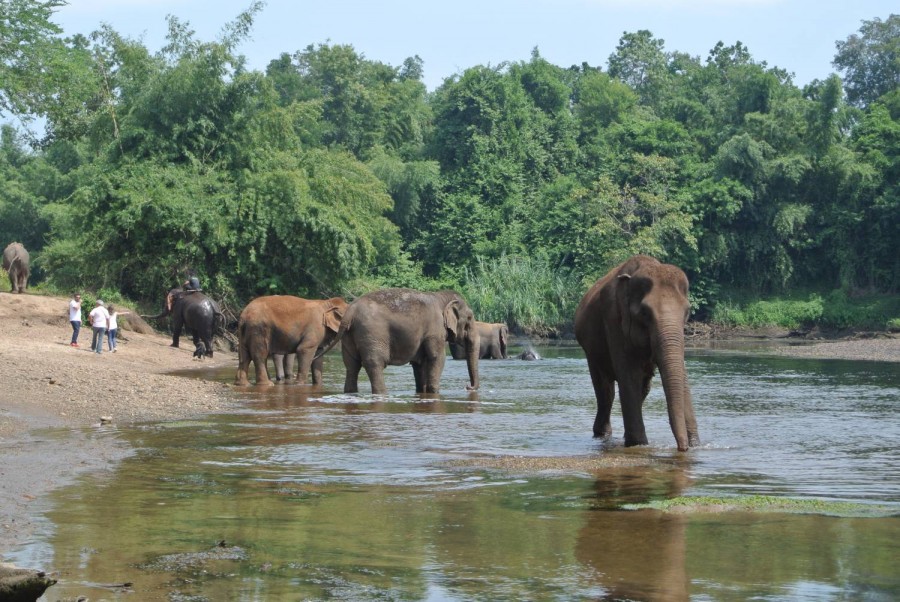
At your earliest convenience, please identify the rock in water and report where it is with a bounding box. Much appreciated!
[0,563,57,601]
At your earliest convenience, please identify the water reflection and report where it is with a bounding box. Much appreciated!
[11,342,900,600]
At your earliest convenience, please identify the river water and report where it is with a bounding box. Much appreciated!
[10,342,900,601]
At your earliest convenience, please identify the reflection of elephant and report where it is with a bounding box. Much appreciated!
[143,288,222,358]
[574,255,699,451]
[450,321,509,359]
[2,242,30,294]
[318,288,480,394]
[576,467,692,601]
[235,295,347,386]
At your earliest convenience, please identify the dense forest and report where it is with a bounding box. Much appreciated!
[1,2,898,334]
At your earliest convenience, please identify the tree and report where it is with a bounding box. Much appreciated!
[833,14,900,108]
[0,0,66,117]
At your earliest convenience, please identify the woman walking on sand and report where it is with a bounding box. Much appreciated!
[89,300,110,354]
[106,305,130,353]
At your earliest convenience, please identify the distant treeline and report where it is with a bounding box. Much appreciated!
[1,4,897,333]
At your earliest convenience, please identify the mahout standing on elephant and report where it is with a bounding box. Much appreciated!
[142,287,222,358]
[317,288,480,395]
[2,242,30,294]
[235,295,348,386]
[450,321,509,359]
[574,255,699,452]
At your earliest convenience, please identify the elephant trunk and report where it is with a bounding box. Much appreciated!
[654,318,690,452]
[142,307,170,320]
[465,330,480,390]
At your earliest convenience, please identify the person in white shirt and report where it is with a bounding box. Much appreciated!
[106,305,131,353]
[89,300,111,354]
[68,293,82,347]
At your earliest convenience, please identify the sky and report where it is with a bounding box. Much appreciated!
[50,0,898,91]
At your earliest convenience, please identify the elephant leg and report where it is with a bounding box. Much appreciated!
[273,354,286,381]
[363,360,387,395]
[171,315,183,347]
[310,354,324,386]
[411,361,425,393]
[618,372,651,447]
[295,349,316,385]
[342,346,362,393]
[586,355,614,438]
[254,353,273,386]
[424,353,445,394]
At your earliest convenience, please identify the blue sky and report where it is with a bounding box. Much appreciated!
[54,0,895,90]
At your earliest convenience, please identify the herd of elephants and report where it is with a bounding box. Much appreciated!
[4,240,699,452]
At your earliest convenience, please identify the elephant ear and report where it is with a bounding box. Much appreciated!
[499,325,508,348]
[323,306,343,333]
[443,300,461,340]
[166,292,174,312]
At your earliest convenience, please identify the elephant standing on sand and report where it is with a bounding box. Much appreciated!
[450,321,509,359]
[574,255,699,452]
[143,288,222,358]
[317,288,480,395]
[2,242,29,294]
[235,295,347,386]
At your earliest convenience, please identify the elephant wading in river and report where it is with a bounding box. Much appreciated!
[2,242,30,294]
[450,321,509,359]
[235,295,347,386]
[574,255,699,452]
[143,288,222,358]
[317,288,480,395]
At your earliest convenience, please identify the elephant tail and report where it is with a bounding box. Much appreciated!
[313,307,353,361]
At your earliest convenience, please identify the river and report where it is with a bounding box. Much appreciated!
[9,341,900,600]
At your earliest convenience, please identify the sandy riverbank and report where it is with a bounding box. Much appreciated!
[1,291,897,564]
[0,292,239,559]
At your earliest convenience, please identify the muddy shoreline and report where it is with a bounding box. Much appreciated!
[1,292,898,566]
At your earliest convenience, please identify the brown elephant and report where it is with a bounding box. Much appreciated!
[574,255,699,451]
[317,288,480,394]
[450,321,509,359]
[235,295,347,386]
[2,242,30,294]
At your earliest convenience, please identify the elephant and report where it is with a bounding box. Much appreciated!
[272,353,296,382]
[2,242,30,294]
[316,288,480,395]
[516,349,542,360]
[234,295,347,386]
[574,255,699,452]
[450,321,509,359]
[143,288,222,358]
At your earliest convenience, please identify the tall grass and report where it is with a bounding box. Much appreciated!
[462,255,582,336]
[710,290,900,331]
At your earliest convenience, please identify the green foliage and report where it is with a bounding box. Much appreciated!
[710,295,824,329]
[1,10,897,333]
[462,255,582,336]
[833,15,900,108]
[710,289,900,331]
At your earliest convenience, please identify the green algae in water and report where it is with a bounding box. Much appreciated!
[623,495,900,518]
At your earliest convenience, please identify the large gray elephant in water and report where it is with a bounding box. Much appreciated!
[574,255,699,452]
[2,242,29,294]
[317,288,480,395]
